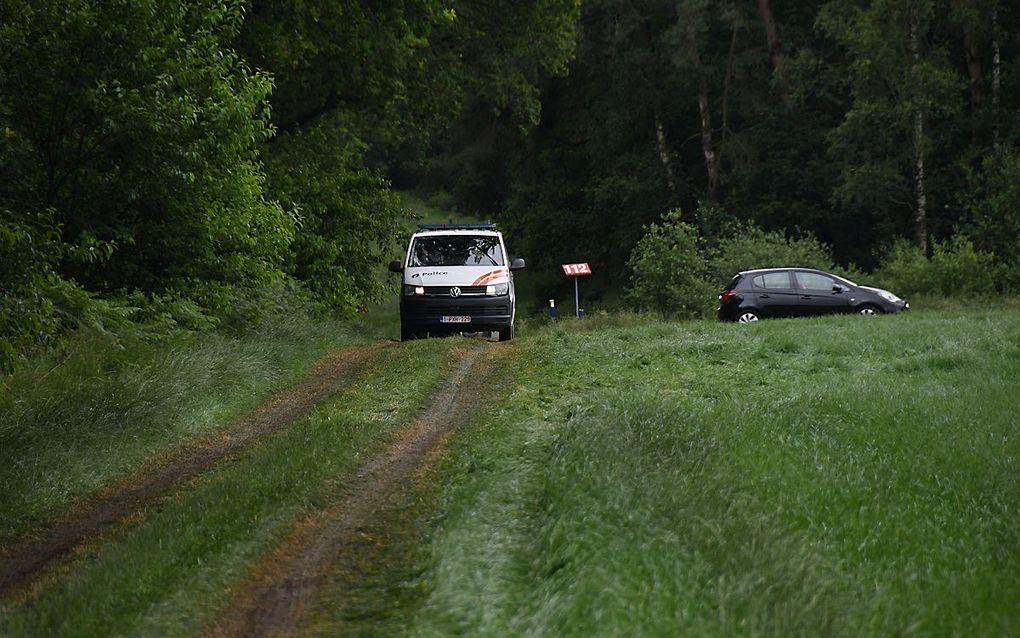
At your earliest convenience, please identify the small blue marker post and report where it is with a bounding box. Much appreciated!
[549,299,556,321]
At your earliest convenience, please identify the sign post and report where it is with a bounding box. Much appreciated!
[561,262,592,319]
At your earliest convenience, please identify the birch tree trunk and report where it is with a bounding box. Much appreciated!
[910,9,928,253]
[654,108,681,203]
[756,0,793,112]
[992,3,1001,147]
[697,72,720,203]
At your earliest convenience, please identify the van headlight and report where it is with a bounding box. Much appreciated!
[403,284,425,296]
[486,283,509,296]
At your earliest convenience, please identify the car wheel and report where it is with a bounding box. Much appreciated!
[736,310,761,323]
[857,304,881,316]
[400,328,418,341]
[498,324,514,341]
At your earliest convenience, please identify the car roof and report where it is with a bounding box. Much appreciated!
[737,267,829,276]
[412,229,502,238]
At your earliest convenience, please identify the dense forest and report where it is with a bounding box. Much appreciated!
[2,0,1019,368]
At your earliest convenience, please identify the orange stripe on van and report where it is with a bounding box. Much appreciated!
[472,269,507,286]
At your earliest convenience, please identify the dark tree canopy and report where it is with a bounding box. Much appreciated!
[3,0,1020,366]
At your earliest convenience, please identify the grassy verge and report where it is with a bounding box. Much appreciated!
[412,310,1020,635]
[0,336,459,636]
[0,303,397,543]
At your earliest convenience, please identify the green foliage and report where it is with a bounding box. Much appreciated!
[0,212,65,371]
[626,210,714,318]
[873,241,933,297]
[266,126,412,317]
[820,0,965,243]
[706,223,836,286]
[0,0,292,367]
[875,237,998,297]
[962,148,1020,286]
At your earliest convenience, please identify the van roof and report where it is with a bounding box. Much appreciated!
[413,229,502,237]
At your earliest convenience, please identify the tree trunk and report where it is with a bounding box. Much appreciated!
[913,111,928,252]
[992,4,1001,147]
[653,108,681,204]
[910,10,928,253]
[756,0,793,112]
[697,73,720,203]
[963,30,987,111]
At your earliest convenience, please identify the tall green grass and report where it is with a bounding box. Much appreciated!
[413,311,1020,635]
[0,336,457,636]
[0,305,397,542]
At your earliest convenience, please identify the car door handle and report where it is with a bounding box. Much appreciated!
[800,295,812,300]
[759,294,770,298]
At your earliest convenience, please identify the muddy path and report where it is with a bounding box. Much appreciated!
[213,340,506,637]
[0,340,392,599]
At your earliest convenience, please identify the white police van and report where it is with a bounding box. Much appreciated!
[388,224,525,342]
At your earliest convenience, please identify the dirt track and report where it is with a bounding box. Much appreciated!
[213,341,503,637]
[0,341,390,599]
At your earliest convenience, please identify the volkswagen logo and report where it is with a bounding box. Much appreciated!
[449,286,461,298]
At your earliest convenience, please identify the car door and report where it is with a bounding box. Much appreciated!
[793,271,850,316]
[750,271,800,317]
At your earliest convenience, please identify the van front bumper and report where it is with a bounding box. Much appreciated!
[400,295,512,333]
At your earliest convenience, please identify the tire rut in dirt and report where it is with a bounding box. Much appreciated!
[214,342,502,638]
[0,341,392,599]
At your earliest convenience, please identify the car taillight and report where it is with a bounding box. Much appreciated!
[719,291,737,304]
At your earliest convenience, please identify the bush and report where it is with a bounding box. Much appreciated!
[706,224,836,287]
[874,237,997,298]
[962,149,1020,265]
[1,213,66,373]
[627,210,714,318]
[930,237,997,296]
[871,240,933,297]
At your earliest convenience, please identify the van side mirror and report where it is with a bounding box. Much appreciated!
[510,257,526,271]
[388,260,403,273]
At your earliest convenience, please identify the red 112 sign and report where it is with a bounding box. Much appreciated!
[561,262,592,277]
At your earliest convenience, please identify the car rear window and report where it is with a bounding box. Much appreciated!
[723,275,743,291]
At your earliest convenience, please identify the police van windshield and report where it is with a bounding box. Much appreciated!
[410,235,504,267]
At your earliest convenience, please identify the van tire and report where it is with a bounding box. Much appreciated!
[400,328,418,342]
[498,324,514,342]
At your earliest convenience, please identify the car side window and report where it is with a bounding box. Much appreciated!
[795,272,835,291]
[753,272,792,289]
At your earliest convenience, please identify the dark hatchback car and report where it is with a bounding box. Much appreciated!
[718,268,909,322]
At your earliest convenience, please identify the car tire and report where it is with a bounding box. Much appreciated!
[857,304,881,316]
[498,324,514,341]
[736,310,761,323]
[400,328,418,342]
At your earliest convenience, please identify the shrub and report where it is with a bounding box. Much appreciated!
[930,237,997,296]
[627,210,714,318]
[706,224,835,287]
[961,149,1020,265]
[872,240,933,297]
[1,213,66,373]
[874,237,997,298]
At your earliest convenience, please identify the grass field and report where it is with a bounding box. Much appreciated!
[0,307,395,542]
[412,310,1020,635]
[2,308,1018,635]
[1,336,457,636]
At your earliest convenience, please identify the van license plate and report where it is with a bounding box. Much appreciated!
[440,316,471,323]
